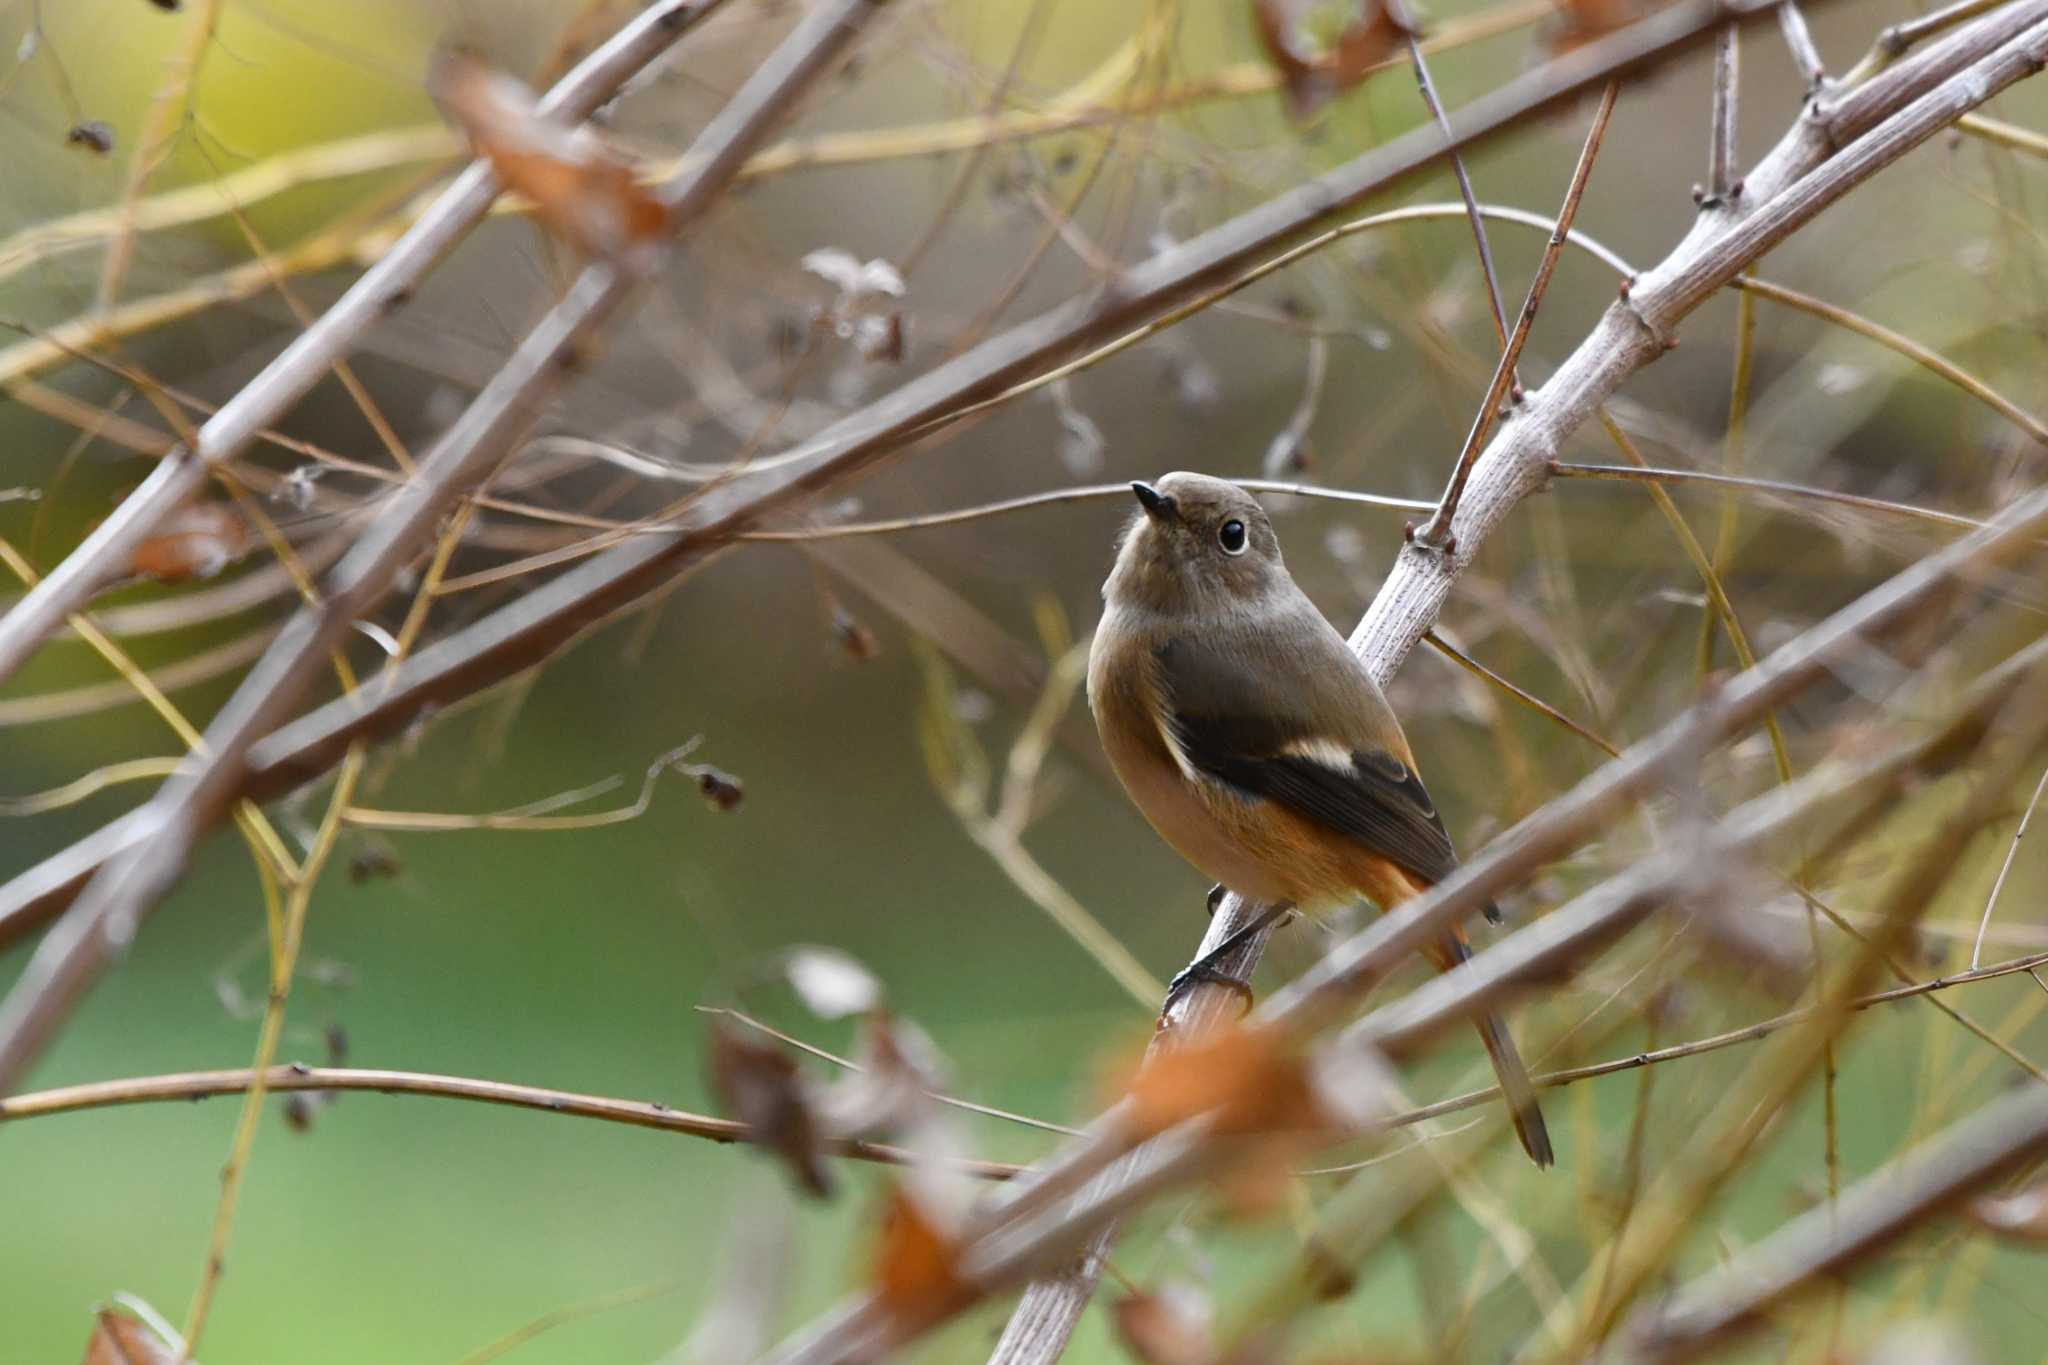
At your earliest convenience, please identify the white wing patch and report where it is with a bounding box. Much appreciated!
[1154,710,1206,786]
[1279,737,1359,773]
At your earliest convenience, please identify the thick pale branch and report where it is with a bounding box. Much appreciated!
[0,0,1800,955]
[992,5,2048,1359]
[760,10,2048,1361]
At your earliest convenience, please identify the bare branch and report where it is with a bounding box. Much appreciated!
[0,0,734,690]
[0,0,893,1097]
[1389,0,1517,358]
[1551,461,1987,532]
[1778,1,1828,90]
[1610,1081,2048,1363]
[1971,764,2048,969]
[1413,80,1619,550]
[1706,25,1741,205]
[772,11,2048,1357]
[1389,949,2048,1130]
[0,0,1796,973]
[0,1064,1024,1181]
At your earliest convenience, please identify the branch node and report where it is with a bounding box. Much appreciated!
[1804,98,1845,153]
[1613,291,1674,355]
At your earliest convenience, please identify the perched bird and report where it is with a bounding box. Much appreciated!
[1087,471,1552,1167]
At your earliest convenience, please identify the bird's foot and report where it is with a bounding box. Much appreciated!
[1164,958,1255,1017]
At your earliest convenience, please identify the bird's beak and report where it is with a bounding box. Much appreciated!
[1131,481,1175,521]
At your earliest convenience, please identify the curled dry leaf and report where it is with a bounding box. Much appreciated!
[707,1019,834,1198]
[1965,1182,2048,1241]
[129,500,249,583]
[1116,1021,1325,1139]
[430,50,667,261]
[872,1183,968,1328]
[1252,0,1407,121]
[783,945,883,1019]
[82,1307,177,1365]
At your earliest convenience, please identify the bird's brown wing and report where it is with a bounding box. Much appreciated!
[1152,634,1459,886]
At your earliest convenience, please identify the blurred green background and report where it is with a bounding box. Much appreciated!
[4,0,2048,1360]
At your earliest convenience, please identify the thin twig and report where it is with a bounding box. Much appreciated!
[0,0,892,1098]
[1706,25,1741,204]
[1391,0,1516,357]
[1412,80,1618,551]
[697,1007,1084,1137]
[1842,0,2012,85]
[1958,111,2048,158]
[1390,950,2048,1128]
[739,480,1432,541]
[1971,764,2048,970]
[1422,630,1622,758]
[782,17,2048,1355]
[1732,274,2048,445]
[1551,462,1985,532]
[0,1,1800,972]
[0,0,736,691]
[0,1065,1024,1180]
[1611,1081,2048,1363]
[1778,1,1828,91]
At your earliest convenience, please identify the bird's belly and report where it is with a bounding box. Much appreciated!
[1106,744,1342,908]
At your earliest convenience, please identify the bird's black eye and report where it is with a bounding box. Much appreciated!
[1218,519,1247,555]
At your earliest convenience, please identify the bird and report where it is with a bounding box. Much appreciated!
[1086,470,1552,1167]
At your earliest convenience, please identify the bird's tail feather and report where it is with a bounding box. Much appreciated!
[1441,934,1552,1168]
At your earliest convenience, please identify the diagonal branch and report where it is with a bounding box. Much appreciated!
[831,7,2048,1361]
[1608,1079,2048,1363]
[0,0,735,691]
[0,0,892,1097]
[0,0,1806,951]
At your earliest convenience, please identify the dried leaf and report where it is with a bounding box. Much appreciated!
[1114,1287,1216,1365]
[1966,1183,2048,1240]
[129,501,249,583]
[82,1308,176,1365]
[1252,0,1405,120]
[1117,1021,1324,1139]
[784,946,882,1019]
[872,1184,968,1326]
[430,51,667,260]
[707,1020,833,1198]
